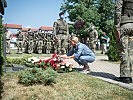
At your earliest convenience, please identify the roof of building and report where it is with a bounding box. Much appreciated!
[30,28,38,32]
[22,28,29,32]
[3,23,53,32]
[3,24,22,29]
[39,26,53,31]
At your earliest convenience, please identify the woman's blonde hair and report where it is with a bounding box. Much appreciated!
[71,36,79,43]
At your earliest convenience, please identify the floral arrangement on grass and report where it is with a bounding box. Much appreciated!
[24,57,40,68]
[25,54,74,73]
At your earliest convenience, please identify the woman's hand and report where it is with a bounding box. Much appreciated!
[60,55,68,59]
[60,55,74,59]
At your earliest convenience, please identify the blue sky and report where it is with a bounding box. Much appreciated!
[3,0,65,29]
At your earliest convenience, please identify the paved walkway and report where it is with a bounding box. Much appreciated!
[78,55,133,90]
[89,55,120,80]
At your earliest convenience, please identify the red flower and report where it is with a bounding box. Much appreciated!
[52,53,58,58]
[38,59,42,63]
[55,64,60,70]
[50,60,55,66]
[44,58,51,63]
[52,64,57,68]
[31,53,73,72]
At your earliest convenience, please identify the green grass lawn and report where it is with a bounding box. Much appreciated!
[6,48,52,58]
[1,72,133,100]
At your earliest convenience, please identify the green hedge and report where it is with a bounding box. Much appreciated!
[0,16,4,75]
[18,67,58,86]
[6,55,32,65]
[107,28,119,61]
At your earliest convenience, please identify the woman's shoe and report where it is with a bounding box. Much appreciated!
[80,69,91,74]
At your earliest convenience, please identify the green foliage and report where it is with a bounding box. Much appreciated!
[6,57,24,64]
[106,27,119,61]
[76,28,86,37]
[0,56,5,75]
[61,0,92,35]
[23,58,35,68]
[43,67,58,85]
[24,61,35,68]
[0,16,4,76]
[68,23,75,34]
[0,56,5,65]
[58,65,73,73]
[61,0,115,33]
[96,0,115,32]
[0,23,3,35]
[18,67,58,86]
[6,55,32,65]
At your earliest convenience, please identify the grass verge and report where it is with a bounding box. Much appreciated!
[1,72,133,100]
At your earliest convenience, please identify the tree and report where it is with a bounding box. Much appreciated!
[96,0,115,33]
[61,0,115,35]
[0,0,7,75]
[61,0,119,61]
[0,16,5,75]
[61,0,99,36]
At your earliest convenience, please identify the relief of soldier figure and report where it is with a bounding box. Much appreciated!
[25,28,34,54]
[50,34,58,54]
[53,11,69,54]
[33,30,38,53]
[115,0,133,83]
[34,29,44,54]
[86,23,98,53]
[5,29,12,54]
[45,33,53,54]
[16,29,23,54]
[42,32,47,54]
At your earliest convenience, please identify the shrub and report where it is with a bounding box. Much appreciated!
[0,18,4,75]
[0,56,5,65]
[0,56,5,75]
[43,67,59,85]
[6,55,32,65]
[107,30,119,61]
[18,67,58,86]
